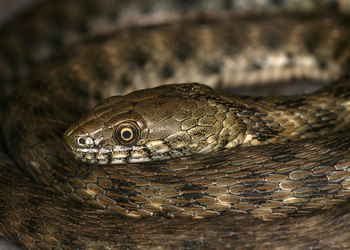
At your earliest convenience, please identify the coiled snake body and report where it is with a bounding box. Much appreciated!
[2,0,350,249]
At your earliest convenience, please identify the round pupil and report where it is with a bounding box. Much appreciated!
[122,129,132,140]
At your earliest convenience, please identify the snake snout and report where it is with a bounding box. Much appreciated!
[63,123,95,153]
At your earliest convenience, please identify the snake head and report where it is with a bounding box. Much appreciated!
[63,83,246,164]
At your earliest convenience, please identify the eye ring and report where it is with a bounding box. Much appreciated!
[114,122,140,146]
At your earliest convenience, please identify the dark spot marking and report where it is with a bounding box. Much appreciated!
[120,74,131,88]
[32,104,55,118]
[108,11,119,22]
[333,40,349,59]
[141,4,152,14]
[77,22,89,34]
[93,91,103,103]
[251,60,262,70]
[173,35,193,62]
[181,184,206,200]
[25,57,37,69]
[305,31,320,54]
[29,78,49,92]
[273,155,295,162]
[318,60,326,70]
[206,61,221,74]
[50,38,64,49]
[306,123,334,133]
[276,97,306,109]
[134,52,148,68]
[223,0,233,9]
[178,0,198,11]
[161,63,175,79]
[271,0,283,5]
[23,219,38,233]
[61,234,80,247]
[327,0,339,10]
[285,52,295,67]
[266,32,281,50]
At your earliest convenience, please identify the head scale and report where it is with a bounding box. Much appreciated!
[63,83,246,164]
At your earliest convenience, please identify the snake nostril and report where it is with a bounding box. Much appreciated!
[76,137,95,147]
[78,137,86,145]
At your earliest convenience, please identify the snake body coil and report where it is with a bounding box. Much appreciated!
[2,0,350,249]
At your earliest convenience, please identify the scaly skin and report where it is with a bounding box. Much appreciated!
[2,0,350,249]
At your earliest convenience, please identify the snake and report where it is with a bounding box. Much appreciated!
[3,0,350,249]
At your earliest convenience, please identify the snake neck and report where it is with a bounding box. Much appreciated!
[223,78,350,147]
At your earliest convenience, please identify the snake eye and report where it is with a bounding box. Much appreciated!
[114,122,140,146]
